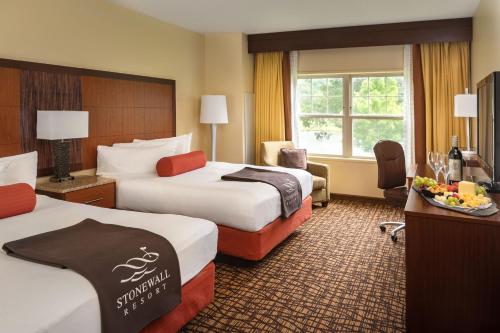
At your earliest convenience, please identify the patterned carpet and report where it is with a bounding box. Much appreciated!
[182,199,406,332]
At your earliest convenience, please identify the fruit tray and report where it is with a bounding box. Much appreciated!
[412,186,499,217]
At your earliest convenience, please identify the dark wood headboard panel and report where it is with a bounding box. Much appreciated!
[0,58,176,176]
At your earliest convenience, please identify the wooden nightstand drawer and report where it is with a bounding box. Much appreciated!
[36,176,116,208]
[64,183,115,208]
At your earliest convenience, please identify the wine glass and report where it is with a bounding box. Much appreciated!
[441,156,452,185]
[428,152,443,182]
[435,154,445,182]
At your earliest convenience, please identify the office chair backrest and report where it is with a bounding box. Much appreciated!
[373,140,406,190]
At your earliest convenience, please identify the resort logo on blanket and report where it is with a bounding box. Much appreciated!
[112,246,161,283]
[112,246,173,317]
[283,178,297,194]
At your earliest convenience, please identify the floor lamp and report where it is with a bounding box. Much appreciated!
[454,88,477,156]
[200,95,228,161]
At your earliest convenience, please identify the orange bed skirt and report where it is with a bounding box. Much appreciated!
[141,262,215,333]
[217,196,312,261]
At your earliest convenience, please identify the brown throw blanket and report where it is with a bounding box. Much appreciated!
[2,219,181,333]
[222,167,303,218]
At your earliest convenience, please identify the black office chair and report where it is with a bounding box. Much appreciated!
[373,140,408,242]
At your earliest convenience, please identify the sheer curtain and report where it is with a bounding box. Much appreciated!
[290,51,299,146]
[403,44,415,168]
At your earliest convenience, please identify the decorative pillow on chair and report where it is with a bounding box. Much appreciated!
[157,151,206,177]
[279,148,307,170]
[0,183,36,219]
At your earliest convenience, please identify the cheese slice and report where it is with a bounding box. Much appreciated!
[458,181,476,195]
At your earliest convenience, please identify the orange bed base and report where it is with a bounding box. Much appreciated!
[217,196,312,261]
[141,262,215,333]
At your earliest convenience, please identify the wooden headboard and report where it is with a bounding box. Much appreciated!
[0,58,176,176]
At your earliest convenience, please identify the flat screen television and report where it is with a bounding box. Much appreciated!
[477,71,500,191]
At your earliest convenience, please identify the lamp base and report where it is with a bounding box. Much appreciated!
[49,175,75,183]
[50,140,73,183]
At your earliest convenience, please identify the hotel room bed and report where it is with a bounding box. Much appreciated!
[109,161,313,260]
[0,195,218,333]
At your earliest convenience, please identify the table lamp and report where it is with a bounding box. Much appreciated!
[37,110,89,182]
[454,88,477,155]
[200,95,228,161]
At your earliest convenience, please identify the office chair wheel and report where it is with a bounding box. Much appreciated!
[380,225,386,232]
[391,234,398,242]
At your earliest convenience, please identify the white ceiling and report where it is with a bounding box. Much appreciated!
[110,0,480,34]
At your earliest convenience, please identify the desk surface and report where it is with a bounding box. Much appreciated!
[405,164,500,227]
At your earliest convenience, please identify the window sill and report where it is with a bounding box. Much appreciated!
[308,155,377,164]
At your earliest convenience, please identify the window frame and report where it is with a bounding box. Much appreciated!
[297,71,404,159]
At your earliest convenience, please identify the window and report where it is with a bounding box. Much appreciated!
[297,74,405,158]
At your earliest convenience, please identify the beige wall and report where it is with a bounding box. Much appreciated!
[472,0,500,88]
[299,45,404,74]
[309,156,383,198]
[204,33,254,163]
[0,0,207,152]
[299,46,404,198]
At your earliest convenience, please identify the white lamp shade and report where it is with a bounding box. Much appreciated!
[454,94,477,118]
[37,111,89,140]
[200,95,228,124]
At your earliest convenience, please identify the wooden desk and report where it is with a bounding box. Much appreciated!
[405,165,500,332]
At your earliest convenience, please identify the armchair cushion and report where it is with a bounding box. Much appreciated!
[278,148,307,170]
[312,175,326,191]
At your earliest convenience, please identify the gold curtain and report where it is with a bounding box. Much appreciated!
[420,42,469,154]
[254,52,285,165]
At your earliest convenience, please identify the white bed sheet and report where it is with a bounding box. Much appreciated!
[113,162,313,232]
[0,195,217,333]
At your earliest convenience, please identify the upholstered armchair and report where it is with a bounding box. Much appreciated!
[260,141,330,207]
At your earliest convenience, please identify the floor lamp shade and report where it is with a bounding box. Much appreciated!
[37,111,89,182]
[200,95,228,162]
[200,95,228,124]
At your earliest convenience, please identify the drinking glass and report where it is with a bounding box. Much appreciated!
[428,152,442,182]
[436,154,445,181]
[441,156,452,185]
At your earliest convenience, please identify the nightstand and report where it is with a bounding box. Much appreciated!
[36,175,116,208]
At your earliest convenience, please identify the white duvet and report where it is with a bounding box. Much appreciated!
[0,195,217,333]
[112,162,313,232]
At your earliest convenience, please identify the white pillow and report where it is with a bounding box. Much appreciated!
[0,151,38,189]
[132,133,192,154]
[96,145,177,176]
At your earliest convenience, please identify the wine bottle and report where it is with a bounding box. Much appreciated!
[448,135,463,183]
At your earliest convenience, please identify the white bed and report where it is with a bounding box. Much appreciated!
[0,195,218,333]
[111,161,313,232]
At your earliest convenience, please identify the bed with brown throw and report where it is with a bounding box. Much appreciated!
[103,160,313,261]
[221,167,303,218]
[0,195,217,333]
[3,219,181,333]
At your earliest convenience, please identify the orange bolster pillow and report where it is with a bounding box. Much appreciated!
[0,183,36,219]
[156,151,207,177]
